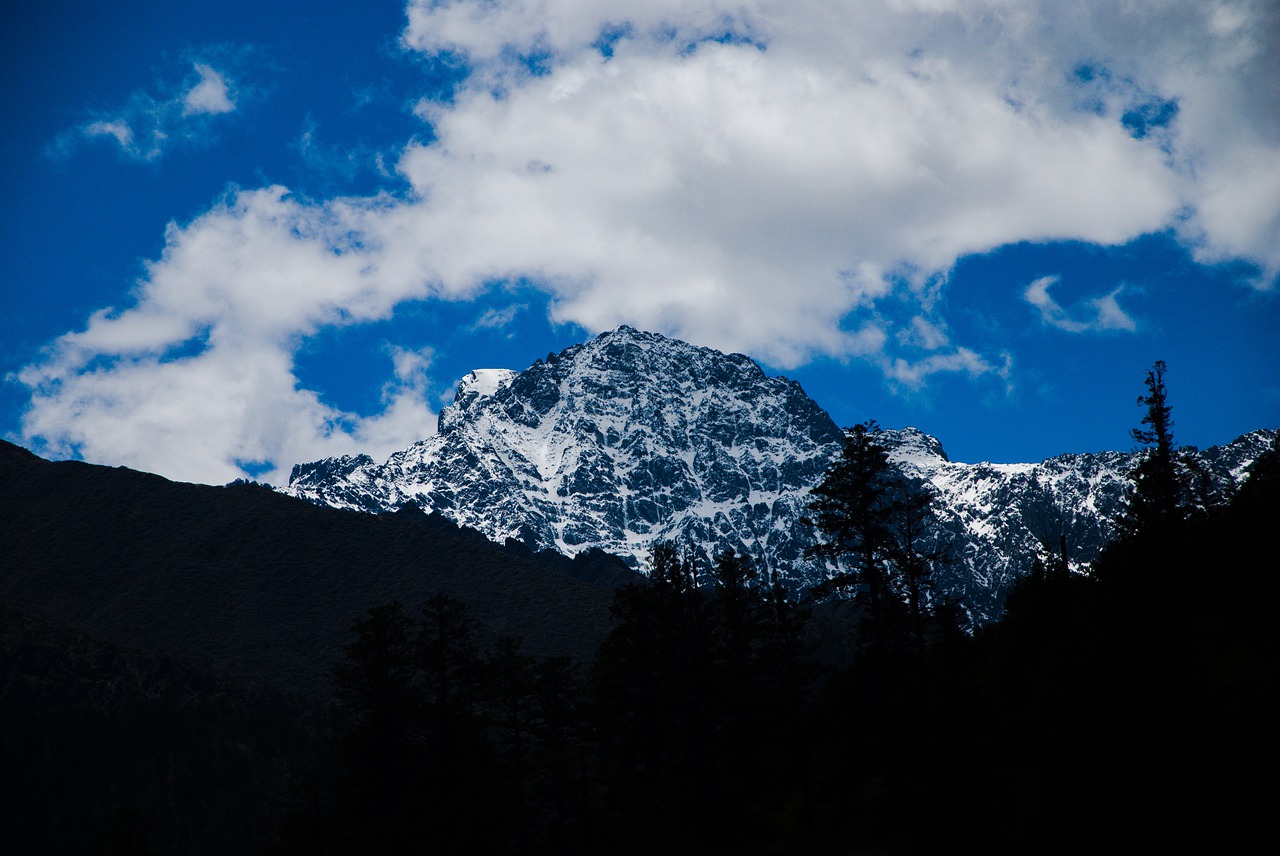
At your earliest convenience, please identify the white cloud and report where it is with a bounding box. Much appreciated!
[182,63,236,116]
[350,346,440,461]
[388,36,1177,367]
[898,317,952,351]
[83,119,135,150]
[20,343,337,485]
[1088,288,1139,333]
[17,186,441,484]
[18,1,1280,483]
[401,0,1280,285]
[1024,275,1138,333]
[470,304,527,331]
[882,347,1002,390]
[53,58,240,162]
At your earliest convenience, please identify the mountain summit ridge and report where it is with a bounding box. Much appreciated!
[289,325,842,585]
[285,326,1275,623]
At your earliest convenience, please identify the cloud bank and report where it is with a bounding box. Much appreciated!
[18,0,1280,483]
[15,188,440,484]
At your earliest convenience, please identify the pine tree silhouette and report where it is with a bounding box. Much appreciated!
[804,421,898,650]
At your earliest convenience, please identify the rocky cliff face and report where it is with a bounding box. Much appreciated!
[286,326,1275,624]
[882,425,1276,620]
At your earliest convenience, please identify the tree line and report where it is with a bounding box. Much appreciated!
[275,546,814,854]
[272,359,1277,854]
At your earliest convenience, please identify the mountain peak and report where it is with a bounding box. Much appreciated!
[881,426,949,465]
[283,330,1276,625]
[440,369,518,433]
[289,327,843,578]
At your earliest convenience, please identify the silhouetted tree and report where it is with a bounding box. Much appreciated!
[329,601,423,852]
[710,545,756,595]
[805,421,899,650]
[482,635,539,849]
[332,602,420,771]
[592,541,708,742]
[1117,360,1191,540]
[415,592,481,729]
[885,477,945,654]
[807,422,949,653]
[1116,360,1223,547]
[527,656,588,847]
[485,637,537,763]
[585,540,821,853]
[708,548,757,680]
[758,569,813,714]
[584,543,708,849]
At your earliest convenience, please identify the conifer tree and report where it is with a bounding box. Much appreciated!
[710,546,756,597]
[707,548,758,702]
[805,422,896,634]
[415,593,483,740]
[332,601,418,747]
[483,635,538,818]
[329,601,423,852]
[885,477,944,654]
[806,422,951,654]
[1118,360,1190,540]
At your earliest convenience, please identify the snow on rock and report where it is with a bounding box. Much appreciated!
[284,326,1277,625]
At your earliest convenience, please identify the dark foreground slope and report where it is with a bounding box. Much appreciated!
[793,442,1280,855]
[4,435,1275,854]
[270,445,1278,856]
[1,606,320,855]
[0,440,632,697]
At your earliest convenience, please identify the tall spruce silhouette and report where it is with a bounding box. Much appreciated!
[884,476,945,654]
[804,421,898,648]
[805,420,948,653]
[1117,360,1190,541]
[328,601,424,853]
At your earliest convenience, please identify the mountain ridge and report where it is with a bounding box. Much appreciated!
[0,438,628,697]
[289,326,843,581]
[286,326,1277,623]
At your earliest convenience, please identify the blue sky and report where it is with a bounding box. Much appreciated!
[2,0,1277,485]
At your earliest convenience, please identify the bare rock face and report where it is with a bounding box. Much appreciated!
[286,326,1275,625]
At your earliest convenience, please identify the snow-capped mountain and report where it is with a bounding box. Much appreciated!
[879,422,1275,620]
[285,326,1275,624]
[288,327,842,584]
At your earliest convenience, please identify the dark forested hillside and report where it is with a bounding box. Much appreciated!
[1,606,321,855]
[3,434,1276,854]
[277,439,1278,855]
[788,433,1280,854]
[0,440,632,697]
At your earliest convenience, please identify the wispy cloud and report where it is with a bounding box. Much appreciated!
[470,304,527,332]
[882,348,1012,392]
[1025,276,1139,334]
[49,57,241,162]
[896,316,952,352]
[293,119,399,189]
